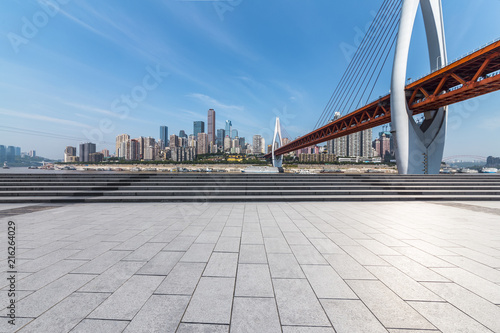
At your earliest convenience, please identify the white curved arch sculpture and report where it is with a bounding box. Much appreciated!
[272,117,283,168]
[391,0,447,174]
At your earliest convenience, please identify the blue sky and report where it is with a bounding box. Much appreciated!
[0,0,499,159]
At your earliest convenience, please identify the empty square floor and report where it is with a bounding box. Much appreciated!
[1,201,500,332]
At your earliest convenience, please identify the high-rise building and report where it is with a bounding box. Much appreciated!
[116,134,130,156]
[160,126,169,147]
[225,120,232,138]
[197,133,209,155]
[224,136,232,152]
[14,147,21,156]
[79,143,96,162]
[232,129,238,138]
[208,109,216,145]
[119,142,127,159]
[89,152,104,163]
[64,146,77,162]
[253,135,263,154]
[28,150,36,157]
[188,135,197,148]
[169,134,179,148]
[129,139,140,160]
[194,121,205,137]
[216,129,225,150]
[239,137,245,148]
[0,145,6,162]
[179,130,188,138]
[101,149,110,158]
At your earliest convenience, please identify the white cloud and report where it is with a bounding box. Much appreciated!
[0,108,92,129]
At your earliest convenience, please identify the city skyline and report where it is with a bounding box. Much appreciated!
[1,1,499,159]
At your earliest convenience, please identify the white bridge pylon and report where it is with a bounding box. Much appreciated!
[391,0,447,174]
[272,117,283,168]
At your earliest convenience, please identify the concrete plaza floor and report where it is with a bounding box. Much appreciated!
[1,201,500,332]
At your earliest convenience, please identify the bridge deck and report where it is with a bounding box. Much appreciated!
[268,39,500,157]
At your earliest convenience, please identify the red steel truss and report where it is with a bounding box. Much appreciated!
[266,40,500,158]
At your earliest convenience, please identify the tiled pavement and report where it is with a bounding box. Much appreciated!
[0,201,500,332]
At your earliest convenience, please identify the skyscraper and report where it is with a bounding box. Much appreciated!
[197,133,209,155]
[160,126,169,147]
[231,129,238,138]
[216,129,225,150]
[207,109,216,145]
[253,135,263,154]
[194,121,205,137]
[225,120,232,138]
[64,146,77,162]
[79,143,96,162]
[0,145,6,163]
[116,134,130,156]
[179,130,188,138]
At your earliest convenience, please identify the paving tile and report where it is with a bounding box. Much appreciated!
[18,259,84,291]
[181,243,215,263]
[17,274,96,317]
[347,280,435,330]
[137,251,184,275]
[367,266,442,301]
[79,261,145,293]
[18,293,108,333]
[268,253,305,278]
[89,275,164,320]
[182,277,235,324]
[72,250,131,274]
[282,327,335,333]
[380,255,449,282]
[321,299,387,333]
[214,236,240,253]
[235,264,274,297]
[123,242,166,261]
[393,247,455,268]
[231,297,281,333]
[156,262,205,295]
[69,241,118,260]
[283,232,311,245]
[239,244,267,264]
[291,244,328,265]
[241,231,264,244]
[273,279,331,327]
[17,249,80,273]
[440,255,500,283]
[163,236,196,251]
[221,226,241,237]
[341,245,388,266]
[203,252,238,277]
[387,330,440,333]
[309,238,344,254]
[114,235,153,251]
[261,226,283,238]
[432,267,500,303]
[177,323,229,333]
[264,237,292,253]
[423,282,500,332]
[325,232,359,246]
[123,295,190,333]
[324,254,375,280]
[196,230,222,244]
[356,239,401,256]
[63,319,130,333]
[302,265,357,299]
[408,301,491,333]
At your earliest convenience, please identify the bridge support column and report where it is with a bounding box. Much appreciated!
[391,0,447,174]
[272,117,283,168]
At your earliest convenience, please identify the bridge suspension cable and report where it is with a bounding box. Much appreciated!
[314,0,403,129]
